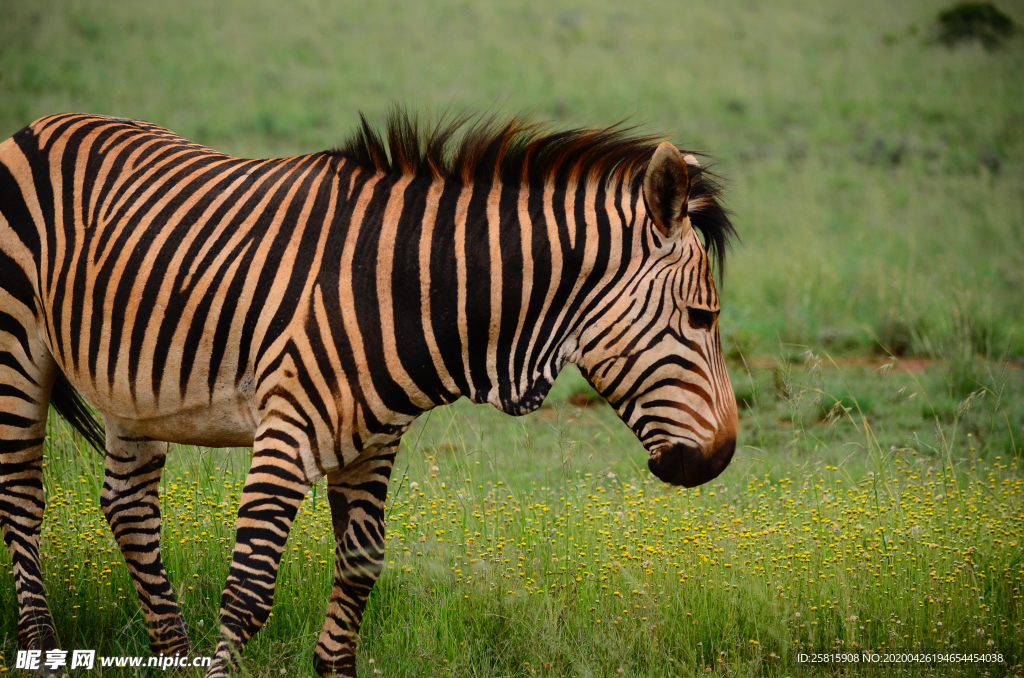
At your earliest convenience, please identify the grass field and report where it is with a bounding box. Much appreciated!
[2,360,1023,676]
[1,0,1023,675]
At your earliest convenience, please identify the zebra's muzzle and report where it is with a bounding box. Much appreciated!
[648,436,735,488]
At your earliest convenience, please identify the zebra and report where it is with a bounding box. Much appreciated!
[0,110,737,676]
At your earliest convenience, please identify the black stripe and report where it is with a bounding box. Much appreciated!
[493,181,524,408]
[350,174,419,416]
[0,159,40,259]
[513,184,552,383]
[462,181,494,398]
[0,248,36,313]
[428,178,469,396]
[0,311,32,360]
[391,176,456,404]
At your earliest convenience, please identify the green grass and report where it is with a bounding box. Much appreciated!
[2,358,1022,676]
[1,0,1023,675]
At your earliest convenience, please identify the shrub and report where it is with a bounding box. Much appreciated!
[938,2,1015,49]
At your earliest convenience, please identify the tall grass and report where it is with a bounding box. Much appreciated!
[2,359,1021,676]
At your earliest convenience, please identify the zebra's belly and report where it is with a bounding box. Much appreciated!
[103,405,257,448]
[86,379,260,449]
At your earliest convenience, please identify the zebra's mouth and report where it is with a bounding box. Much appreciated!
[648,438,734,488]
[647,445,694,486]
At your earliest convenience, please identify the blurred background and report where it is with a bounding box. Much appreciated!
[1,0,1021,361]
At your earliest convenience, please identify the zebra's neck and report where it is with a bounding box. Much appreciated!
[335,162,642,418]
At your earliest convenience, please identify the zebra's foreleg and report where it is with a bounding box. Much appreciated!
[100,422,190,656]
[206,437,314,677]
[314,444,396,677]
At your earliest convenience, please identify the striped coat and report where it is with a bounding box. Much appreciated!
[0,111,737,676]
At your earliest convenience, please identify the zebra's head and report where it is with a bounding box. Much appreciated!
[577,142,737,488]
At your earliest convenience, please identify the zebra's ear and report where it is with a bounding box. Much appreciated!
[642,142,692,240]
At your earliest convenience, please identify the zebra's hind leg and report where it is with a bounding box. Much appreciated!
[100,420,191,655]
[206,433,315,677]
[0,348,56,651]
[314,445,396,677]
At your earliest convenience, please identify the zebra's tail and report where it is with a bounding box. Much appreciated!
[51,372,106,454]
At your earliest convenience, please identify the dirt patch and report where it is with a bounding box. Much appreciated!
[742,355,1020,373]
[567,391,601,408]
[832,356,936,373]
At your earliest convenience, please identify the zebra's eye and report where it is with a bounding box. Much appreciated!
[687,308,717,330]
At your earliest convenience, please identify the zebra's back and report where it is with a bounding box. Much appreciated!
[1,113,353,452]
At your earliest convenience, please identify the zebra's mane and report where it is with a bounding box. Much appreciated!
[333,108,736,275]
